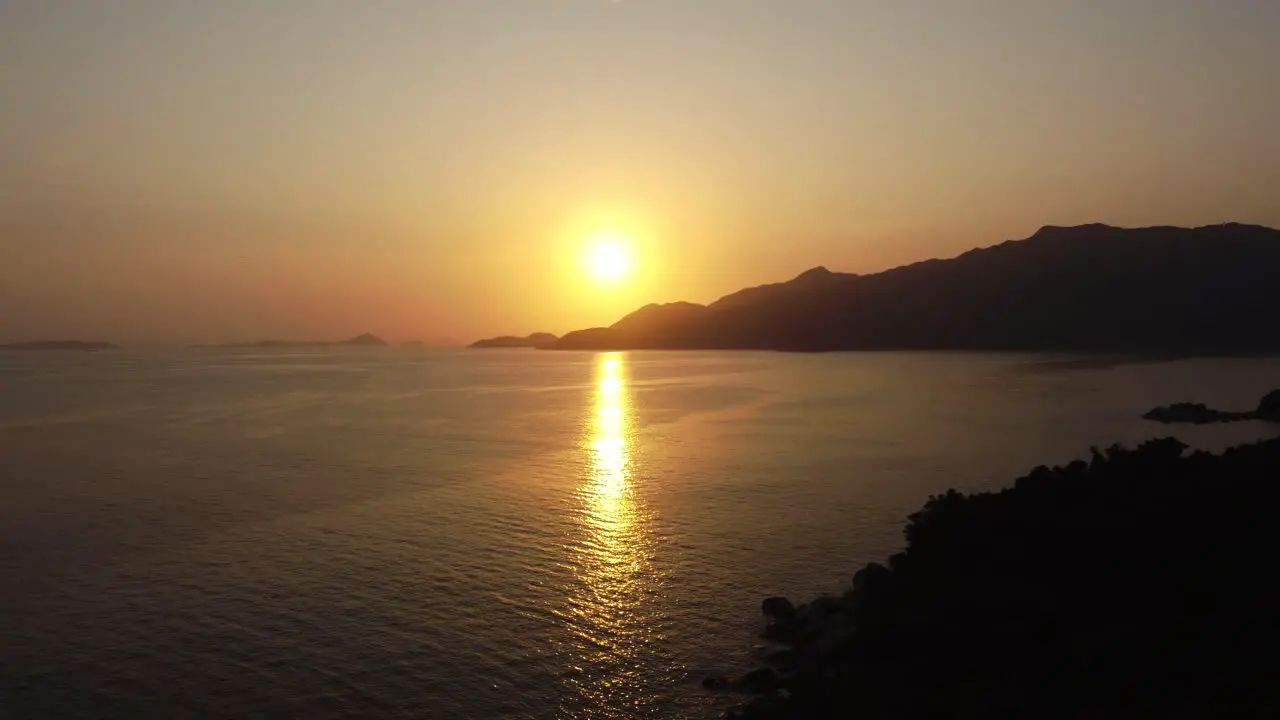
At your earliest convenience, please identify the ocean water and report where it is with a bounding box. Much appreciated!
[2,349,1277,719]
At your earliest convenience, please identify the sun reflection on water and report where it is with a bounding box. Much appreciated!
[591,357,630,503]
[557,352,669,718]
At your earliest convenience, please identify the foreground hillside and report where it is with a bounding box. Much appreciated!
[715,435,1280,718]
[554,223,1280,352]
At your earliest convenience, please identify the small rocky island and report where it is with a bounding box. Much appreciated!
[1143,388,1280,424]
[469,332,558,349]
[712,436,1280,718]
[205,333,389,348]
[0,341,117,351]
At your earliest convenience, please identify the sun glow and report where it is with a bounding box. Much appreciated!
[585,234,634,284]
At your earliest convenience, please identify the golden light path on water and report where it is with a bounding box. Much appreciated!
[558,352,669,718]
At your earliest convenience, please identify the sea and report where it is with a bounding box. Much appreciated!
[2,349,1277,719]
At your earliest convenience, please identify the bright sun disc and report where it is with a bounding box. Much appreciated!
[587,235,633,283]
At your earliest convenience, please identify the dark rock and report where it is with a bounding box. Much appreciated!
[702,675,729,690]
[852,562,891,594]
[808,596,841,615]
[789,596,841,641]
[890,548,911,571]
[735,667,778,694]
[762,620,792,642]
[761,596,795,619]
[726,695,790,719]
[762,648,799,670]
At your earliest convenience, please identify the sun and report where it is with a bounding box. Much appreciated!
[586,234,633,284]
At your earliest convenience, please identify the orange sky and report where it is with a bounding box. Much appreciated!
[3,1,1278,344]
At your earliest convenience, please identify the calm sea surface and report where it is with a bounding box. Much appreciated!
[2,349,1278,719]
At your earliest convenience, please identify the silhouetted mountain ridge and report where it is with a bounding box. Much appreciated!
[553,223,1280,352]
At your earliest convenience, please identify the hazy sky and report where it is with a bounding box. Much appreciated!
[3,0,1277,344]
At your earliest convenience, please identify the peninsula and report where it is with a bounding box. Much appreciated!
[542,223,1280,353]
[470,333,558,349]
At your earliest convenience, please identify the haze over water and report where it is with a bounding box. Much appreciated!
[3,349,1277,719]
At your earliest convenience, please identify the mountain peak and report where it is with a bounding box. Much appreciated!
[794,266,834,281]
[612,301,706,328]
[1034,221,1126,240]
[1031,223,1116,239]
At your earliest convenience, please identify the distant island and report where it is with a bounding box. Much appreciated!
[0,341,117,352]
[536,223,1280,353]
[470,332,558,349]
[203,333,389,349]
